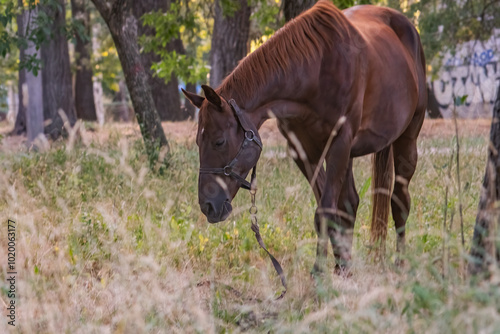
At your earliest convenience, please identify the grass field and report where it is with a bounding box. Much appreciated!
[1,119,499,333]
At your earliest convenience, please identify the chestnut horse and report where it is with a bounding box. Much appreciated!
[183,1,427,274]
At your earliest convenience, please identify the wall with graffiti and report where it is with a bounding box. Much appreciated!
[429,31,500,118]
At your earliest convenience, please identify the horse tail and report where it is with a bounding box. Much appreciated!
[370,145,394,260]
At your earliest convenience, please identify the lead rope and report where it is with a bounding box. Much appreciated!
[249,167,287,299]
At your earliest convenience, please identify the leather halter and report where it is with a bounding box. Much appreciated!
[198,99,262,190]
[198,98,287,298]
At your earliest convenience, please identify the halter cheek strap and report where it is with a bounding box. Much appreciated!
[198,99,262,190]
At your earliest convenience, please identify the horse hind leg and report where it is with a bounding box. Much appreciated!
[391,135,418,263]
[330,159,358,274]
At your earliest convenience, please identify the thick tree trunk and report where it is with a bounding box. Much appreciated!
[23,6,44,143]
[72,0,97,121]
[91,0,168,166]
[469,84,500,275]
[209,0,251,87]
[12,0,26,136]
[41,0,77,139]
[132,0,186,121]
[283,0,316,22]
[12,67,26,135]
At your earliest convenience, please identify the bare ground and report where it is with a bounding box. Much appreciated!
[0,118,492,152]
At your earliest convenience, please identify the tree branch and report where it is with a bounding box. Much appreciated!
[90,0,112,20]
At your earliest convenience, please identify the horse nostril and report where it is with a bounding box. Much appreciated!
[201,202,214,216]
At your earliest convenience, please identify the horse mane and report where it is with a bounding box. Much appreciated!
[218,0,351,100]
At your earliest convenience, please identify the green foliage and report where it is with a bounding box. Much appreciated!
[0,1,17,112]
[150,50,208,85]
[0,0,85,77]
[140,0,384,86]
[455,95,469,107]
[0,51,16,110]
[404,0,500,71]
[0,0,15,57]
[141,1,210,85]
[91,18,124,96]
[249,0,376,53]
[219,0,243,17]
[250,0,282,42]
[333,0,356,9]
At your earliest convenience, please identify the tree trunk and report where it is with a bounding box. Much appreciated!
[7,82,18,124]
[23,6,45,143]
[12,0,26,136]
[12,67,26,135]
[209,0,251,88]
[132,0,186,121]
[112,79,131,122]
[91,23,105,124]
[283,0,316,22]
[469,84,500,275]
[72,0,98,121]
[169,36,195,119]
[184,82,197,119]
[427,84,443,119]
[90,0,168,166]
[41,0,77,139]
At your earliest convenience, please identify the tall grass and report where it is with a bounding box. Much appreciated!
[0,122,499,333]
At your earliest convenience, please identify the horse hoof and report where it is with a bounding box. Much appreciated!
[334,264,352,278]
[395,258,405,267]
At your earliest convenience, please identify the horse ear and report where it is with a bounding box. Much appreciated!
[182,88,205,108]
[201,85,222,108]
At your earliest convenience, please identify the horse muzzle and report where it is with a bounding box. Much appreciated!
[200,200,233,223]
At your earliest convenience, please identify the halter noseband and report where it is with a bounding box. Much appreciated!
[198,99,262,191]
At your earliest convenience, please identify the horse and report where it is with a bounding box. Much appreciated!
[182,0,427,274]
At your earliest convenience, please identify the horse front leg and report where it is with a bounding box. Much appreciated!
[315,129,354,275]
[331,159,358,274]
[312,207,329,276]
[288,151,327,276]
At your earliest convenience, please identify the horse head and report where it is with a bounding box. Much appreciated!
[182,85,262,223]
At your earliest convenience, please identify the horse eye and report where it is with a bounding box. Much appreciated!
[215,138,225,147]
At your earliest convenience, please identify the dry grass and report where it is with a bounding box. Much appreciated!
[0,118,499,333]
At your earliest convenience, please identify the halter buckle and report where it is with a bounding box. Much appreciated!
[223,165,232,176]
[245,130,255,141]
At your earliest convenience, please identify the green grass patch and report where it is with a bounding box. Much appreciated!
[0,129,497,333]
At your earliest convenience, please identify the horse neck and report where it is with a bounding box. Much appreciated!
[219,71,308,130]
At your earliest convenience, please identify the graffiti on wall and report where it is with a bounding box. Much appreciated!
[444,49,495,67]
[431,46,500,117]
